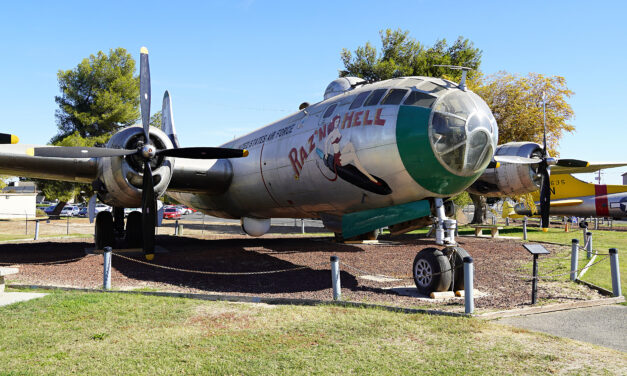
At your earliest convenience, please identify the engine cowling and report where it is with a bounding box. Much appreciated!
[467,142,542,197]
[96,126,175,207]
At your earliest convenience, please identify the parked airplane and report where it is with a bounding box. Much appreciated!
[0,48,587,294]
[498,163,627,219]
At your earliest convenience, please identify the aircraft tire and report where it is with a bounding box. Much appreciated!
[125,211,143,248]
[450,248,468,291]
[95,211,114,250]
[412,248,452,295]
[334,229,379,243]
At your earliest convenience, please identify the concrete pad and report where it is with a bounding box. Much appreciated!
[388,285,487,300]
[359,275,402,283]
[0,292,47,307]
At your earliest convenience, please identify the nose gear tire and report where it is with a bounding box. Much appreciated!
[413,247,452,295]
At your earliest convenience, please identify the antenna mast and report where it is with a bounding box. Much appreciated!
[433,65,472,91]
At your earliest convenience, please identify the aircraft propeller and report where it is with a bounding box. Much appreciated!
[31,47,248,258]
[492,93,588,231]
[0,133,18,144]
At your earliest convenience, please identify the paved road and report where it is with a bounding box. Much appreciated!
[496,305,627,352]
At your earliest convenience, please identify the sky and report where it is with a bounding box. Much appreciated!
[1,0,625,184]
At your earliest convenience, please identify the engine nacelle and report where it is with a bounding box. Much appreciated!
[97,126,174,207]
[467,142,542,197]
[241,217,271,237]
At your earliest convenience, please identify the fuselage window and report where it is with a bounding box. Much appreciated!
[364,89,387,106]
[381,89,409,105]
[323,103,337,118]
[403,91,437,108]
[349,91,371,110]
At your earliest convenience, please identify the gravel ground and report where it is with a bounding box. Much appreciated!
[0,222,607,312]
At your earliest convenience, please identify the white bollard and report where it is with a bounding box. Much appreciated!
[570,239,579,281]
[175,220,179,236]
[463,256,474,314]
[103,246,112,290]
[330,256,341,301]
[609,248,621,297]
[34,220,40,240]
[586,232,593,259]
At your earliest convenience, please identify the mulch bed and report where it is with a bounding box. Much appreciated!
[0,230,605,311]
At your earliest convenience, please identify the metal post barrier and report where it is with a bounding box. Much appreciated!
[103,246,112,290]
[583,228,587,246]
[177,223,183,236]
[34,220,40,240]
[523,217,528,240]
[330,256,341,301]
[463,256,474,314]
[301,219,305,234]
[505,217,510,226]
[570,239,579,281]
[586,232,592,259]
[66,216,70,235]
[609,248,621,297]
[175,220,179,236]
[492,216,496,225]
[531,254,539,304]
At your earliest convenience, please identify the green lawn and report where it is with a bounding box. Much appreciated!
[456,225,626,294]
[0,233,90,241]
[0,291,623,375]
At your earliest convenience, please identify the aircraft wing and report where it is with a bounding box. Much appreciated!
[551,162,627,175]
[0,144,98,182]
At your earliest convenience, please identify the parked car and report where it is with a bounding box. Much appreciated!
[60,205,79,217]
[95,204,111,213]
[124,208,141,217]
[163,207,181,219]
[44,205,58,215]
[77,207,88,217]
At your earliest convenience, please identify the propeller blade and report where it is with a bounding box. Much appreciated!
[162,91,180,148]
[141,161,156,259]
[0,133,18,144]
[88,194,97,224]
[555,159,589,168]
[541,91,548,157]
[487,160,500,169]
[32,146,136,158]
[538,163,551,232]
[156,147,249,159]
[493,155,542,165]
[140,47,151,142]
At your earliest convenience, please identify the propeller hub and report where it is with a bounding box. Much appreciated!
[546,157,557,166]
[141,144,156,159]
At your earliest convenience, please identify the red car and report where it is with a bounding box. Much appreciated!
[163,207,181,219]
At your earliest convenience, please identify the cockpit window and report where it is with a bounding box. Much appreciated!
[418,81,446,94]
[429,90,494,176]
[323,103,337,118]
[349,91,371,110]
[364,89,387,106]
[403,91,437,108]
[381,89,408,105]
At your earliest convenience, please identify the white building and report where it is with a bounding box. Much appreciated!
[0,182,37,219]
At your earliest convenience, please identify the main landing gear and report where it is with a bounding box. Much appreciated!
[412,246,469,295]
[94,208,143,250]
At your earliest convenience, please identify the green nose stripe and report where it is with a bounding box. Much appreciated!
[395,106,481,195]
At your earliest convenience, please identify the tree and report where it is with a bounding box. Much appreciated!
[340,29,482,82]
[472,72,575,154]
[53,48,139,143]
[467,73,575,223]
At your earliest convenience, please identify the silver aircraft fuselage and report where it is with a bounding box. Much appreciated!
[170,76,498,220]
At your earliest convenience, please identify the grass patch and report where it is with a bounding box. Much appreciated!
[457,225,626,294]
[0,292,623,375]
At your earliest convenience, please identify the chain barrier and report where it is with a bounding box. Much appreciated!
[505,255,610,281]
[0,255,88,266]
[111,251,325,276]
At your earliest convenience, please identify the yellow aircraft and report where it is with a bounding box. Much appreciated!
[504,163,627,219]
